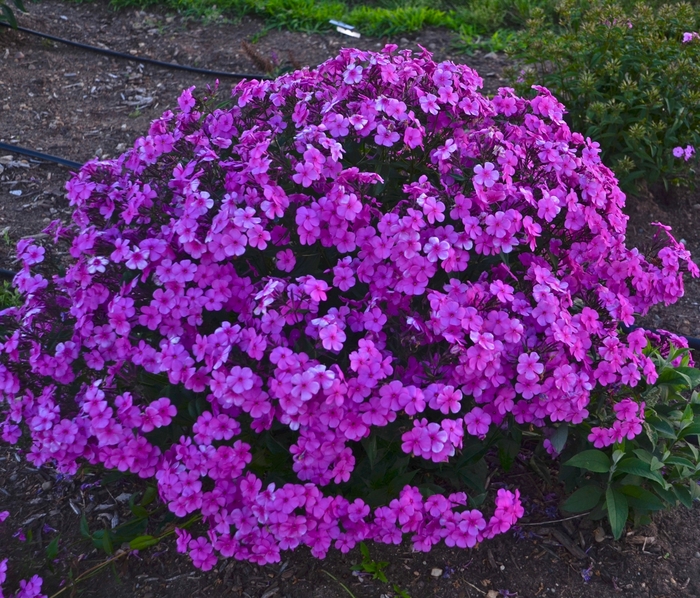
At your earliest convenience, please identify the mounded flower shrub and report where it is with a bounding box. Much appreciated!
[0,46,698,570]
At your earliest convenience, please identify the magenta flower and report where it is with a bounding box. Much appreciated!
[188,537,217,571]
[473,162,500,187]
[464,407,492,437]
[343,64,363,84]
[404,126,423,149]
[0,558,7,586]
[588,426,612,448]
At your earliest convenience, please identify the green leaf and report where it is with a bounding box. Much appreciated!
[690,481,700,501]
[673,484,693,509]
[633,449,653,464]
[564,449,611,473]
[102,529,114,555]
[362,436,377,470]
[649,456,664,472]
[664,455,697,470]
[656,366,698,390]
[140,486,158,507]
[652,484,678,506]
[605,486,629,540]
[550,423,569,454]
[675,367,700,389]
[619,485,664,512]
[112,517,148,543]
[0,4,17,28]
[11,0,25,12]
[130,505,149,519]
[646,416,676,439]
[360,541,370,561]
[129,535,160,550]
[615,457,667,486]
[79,515,90,539]
[498,436,521,473]
[418,483,446,498]
[46,536,60,561]
[678,423,700,440]
[562,485,603,513]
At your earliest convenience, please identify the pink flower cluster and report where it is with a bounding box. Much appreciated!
[673,144,695,161]
[588,398,645,448]
[0,46,696,568]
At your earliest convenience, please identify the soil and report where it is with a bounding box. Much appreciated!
[1,2,700,598]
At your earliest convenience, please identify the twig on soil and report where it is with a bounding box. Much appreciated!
[463,580,487,595]
[48,551,129,598]
[518,512,590,526]
[322,570,357,598]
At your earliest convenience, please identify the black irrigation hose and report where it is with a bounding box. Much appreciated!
[0,21,272,80]
[0,141,83,169]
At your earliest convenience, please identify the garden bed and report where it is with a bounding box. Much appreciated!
[1,2,700,598]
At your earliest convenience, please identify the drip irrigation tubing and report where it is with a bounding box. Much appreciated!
[0,142,83,169]
[0,21,271,80]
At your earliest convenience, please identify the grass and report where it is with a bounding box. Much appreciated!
[99,0,555,38]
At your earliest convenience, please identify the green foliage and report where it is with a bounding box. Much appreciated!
[353,541,389,582]
[77,482,198,555]
[560,343,700,540]
[345,5,450,37]
[0,281,21,310]
[103,0,549,37]
[453,24,516,55]
[0,0,25,29]
[510,0,700,193]
[351,542,412,596]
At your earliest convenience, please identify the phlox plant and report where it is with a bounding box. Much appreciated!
[0,45,698,572]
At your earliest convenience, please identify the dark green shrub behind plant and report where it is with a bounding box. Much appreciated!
[510,0,700,194]
[0,0,25,29]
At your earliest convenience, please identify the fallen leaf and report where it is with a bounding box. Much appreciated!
[628,536,655,545]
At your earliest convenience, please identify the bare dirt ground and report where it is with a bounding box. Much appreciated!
[1,2,700,597]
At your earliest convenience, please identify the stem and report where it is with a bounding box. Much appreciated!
[518,511,591,526]
[49,552,128,598]
[48,513,201,598]
[322,570,357,598]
